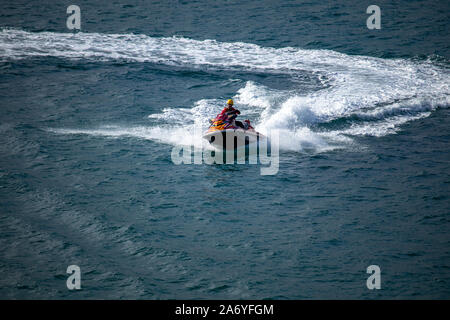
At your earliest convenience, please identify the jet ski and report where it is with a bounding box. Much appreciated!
[202,117,265,150]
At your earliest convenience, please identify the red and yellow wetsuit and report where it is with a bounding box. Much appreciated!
[208,106,241,132]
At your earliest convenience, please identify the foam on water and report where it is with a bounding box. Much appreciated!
[49,125,202,147]
[3,29,447,152]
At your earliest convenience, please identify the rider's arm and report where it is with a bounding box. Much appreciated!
[227,108,240,115]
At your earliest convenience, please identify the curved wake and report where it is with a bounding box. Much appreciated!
[2,29,448,152]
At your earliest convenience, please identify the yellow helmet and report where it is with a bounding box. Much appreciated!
[227,99,234,106]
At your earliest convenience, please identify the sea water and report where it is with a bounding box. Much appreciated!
[0,0,449,299]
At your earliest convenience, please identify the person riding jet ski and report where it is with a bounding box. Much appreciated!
[203,99,262,149]
[217,99,240,121]
[216,99,251,130]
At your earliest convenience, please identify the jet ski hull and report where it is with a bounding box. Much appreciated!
[202,129,265,150]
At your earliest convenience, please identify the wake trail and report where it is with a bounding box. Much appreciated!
[3,29,446,152]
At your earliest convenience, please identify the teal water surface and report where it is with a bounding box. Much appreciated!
[0,0,449,299]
